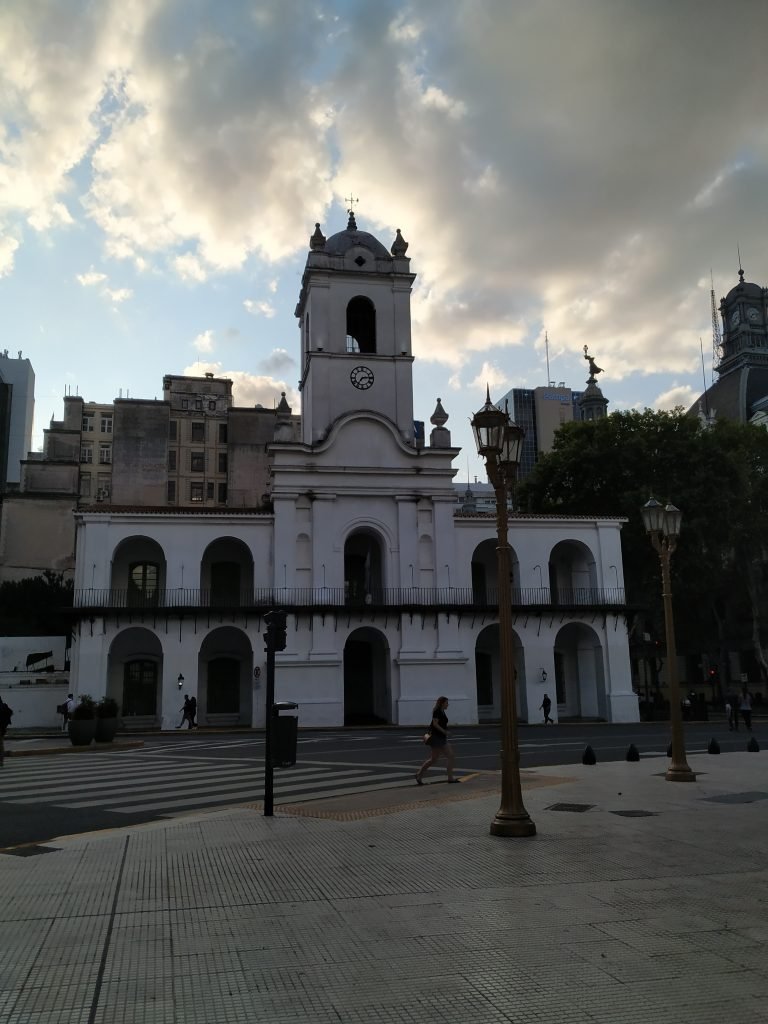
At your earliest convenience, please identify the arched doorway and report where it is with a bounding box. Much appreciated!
[548,540,596,605]
[474,623,527,722]
[344,530,384,605]
[471,539,520,605]
[198,627,253,726]
[200,537,254,606]
[553,623,606,719]
[108,627,163,725]
[344,627,390,725]
[111,536,167,607]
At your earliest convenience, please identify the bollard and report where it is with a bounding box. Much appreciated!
[707,737,720,754]
[747,736,760,753]
[582,744,597,765]
[625,743,640,762]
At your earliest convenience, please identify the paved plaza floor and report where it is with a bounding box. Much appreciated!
[1,751,767,1023]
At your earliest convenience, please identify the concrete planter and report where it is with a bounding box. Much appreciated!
[68,719,96,746]
[95,717,119,743]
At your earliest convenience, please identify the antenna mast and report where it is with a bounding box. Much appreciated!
[544,330,551,385]
[710,270,721,383]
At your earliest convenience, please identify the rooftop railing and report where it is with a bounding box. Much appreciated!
[72,585,626,612]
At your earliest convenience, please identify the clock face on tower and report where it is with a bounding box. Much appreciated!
[748,307,760,322]
[731,309,741,327]
[350,365,374,390]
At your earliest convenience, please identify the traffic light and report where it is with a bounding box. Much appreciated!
[264,609,287,652]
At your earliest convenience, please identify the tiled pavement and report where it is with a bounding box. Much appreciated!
[1,752,767,1023]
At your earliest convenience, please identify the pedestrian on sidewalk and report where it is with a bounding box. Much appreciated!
[727,692,739,731]
[540,693,554,725]
[177,695,193,729]
[188,695,197,728]
[0,697,13,766]
[416,696,457,785]
[739,687,753,732]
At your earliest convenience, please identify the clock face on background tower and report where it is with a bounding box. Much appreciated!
[748,307,760,322]
[731,309,741,327]
[350,365,374,390]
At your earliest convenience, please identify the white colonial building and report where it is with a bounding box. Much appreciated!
[69,215,636,729]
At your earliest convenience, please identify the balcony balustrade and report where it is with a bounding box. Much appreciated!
[72,585,626,612]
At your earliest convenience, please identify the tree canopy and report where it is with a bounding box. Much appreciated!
[517,409,768,684]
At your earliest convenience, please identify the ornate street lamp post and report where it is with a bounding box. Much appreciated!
[472,389,536,837]
[641,498,695,783]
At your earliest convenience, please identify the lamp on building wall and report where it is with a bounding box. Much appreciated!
[540,669,547,683]
[177,673,184,690]
[472,388,536,837]
[641,497,694,783]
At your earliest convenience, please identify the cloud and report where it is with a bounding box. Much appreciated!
[0,234,20,276]
[260,348,294,374]
[244,299,276,318]
[174,253,208,282]
[469,361,510,394]
[653,384,699,411]
[193,330,215,354]
[103,286,132,304]
[182,361,298,409]
[267,279,278,294]
[76,269,108,287]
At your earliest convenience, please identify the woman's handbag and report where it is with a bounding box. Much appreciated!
[422,731,432,744]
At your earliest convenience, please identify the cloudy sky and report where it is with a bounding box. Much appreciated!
[2,0,767,477]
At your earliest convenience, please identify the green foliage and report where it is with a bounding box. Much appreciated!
[71,695,96,721]
[517,410,768,679]
[96,697,119,719]
[0,570,73,636]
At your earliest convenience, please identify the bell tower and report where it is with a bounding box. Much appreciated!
[295,212,416,445]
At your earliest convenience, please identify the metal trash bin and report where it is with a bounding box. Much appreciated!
[271,701,298,767]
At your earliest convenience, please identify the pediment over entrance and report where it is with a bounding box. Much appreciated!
[310,411,417,470]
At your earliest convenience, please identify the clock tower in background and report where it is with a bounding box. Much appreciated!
[295,212,416,445]
[693,266,768,425]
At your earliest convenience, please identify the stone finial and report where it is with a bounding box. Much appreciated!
[430,398,448,428]
[347,210,358,231]
[310,223,326,250]
[391,228,409,257]
[276,392,292,420]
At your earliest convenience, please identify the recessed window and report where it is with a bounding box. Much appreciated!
[195,399,203,410]
[206,481,214,499]
[169,420,178,441]
[181,399,189,410]
[354,256,366,267]
[99,445,111,464]
[218,452,227,473]
[100,416,113,434]
[208,400,216,411]
[168,450,177,471]
[190,482,204,502]
[191,451,205,473]
[82,415,94,432]
[167,480,176,502]
[81,445,93,463]
[97,474,110,498]
[129,563,158,601]
[79,474,91,497]
[218,423,228,444]
[217,482,227,503]
[191,421,205,442]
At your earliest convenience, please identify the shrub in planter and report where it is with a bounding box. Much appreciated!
[68,695,97,746]
[95,697,120,743]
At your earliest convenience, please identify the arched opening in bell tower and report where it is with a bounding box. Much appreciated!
[345,296,376,353]
[344,529,384,604]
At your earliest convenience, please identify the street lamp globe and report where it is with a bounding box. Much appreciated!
[471,388,507,459]
[641,497,665,535]
[662,503,682,539]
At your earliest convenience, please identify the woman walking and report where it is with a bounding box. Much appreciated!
[416,696,458,785]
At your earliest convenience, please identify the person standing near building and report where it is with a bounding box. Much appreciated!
[416,696,458,785]
[0,698,13,766]
[540,693,554,725]
[739,688,753,732]
[188,695,197,728]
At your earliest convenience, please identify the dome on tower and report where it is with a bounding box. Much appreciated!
[724,267,764,304]
[323,211,391,259]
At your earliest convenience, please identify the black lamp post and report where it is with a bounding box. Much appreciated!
[641,497,695,782]
[472,388,536,837]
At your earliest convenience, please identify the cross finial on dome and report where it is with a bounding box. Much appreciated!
[738,242,744,283]
[344,194,359,231]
